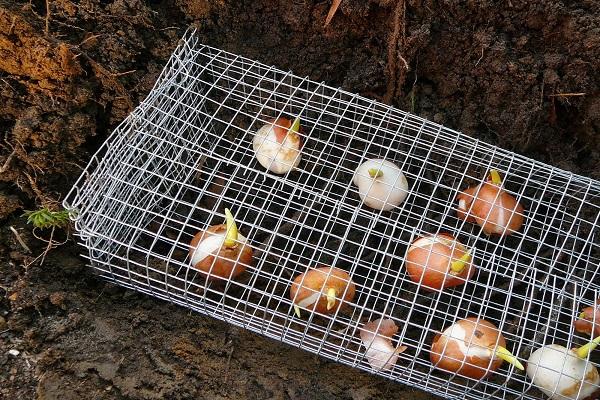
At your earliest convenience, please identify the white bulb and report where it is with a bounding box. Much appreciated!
[526,344,600,400]
[353,159,409,211]
[252,122,301,174]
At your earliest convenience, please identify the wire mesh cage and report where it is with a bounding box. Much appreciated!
[64,29,600,400]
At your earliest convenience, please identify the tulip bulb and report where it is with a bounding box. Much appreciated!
[457,170,525,236]
[189,208,253,280]
[526,343,600,400]
[575,299,600,338]
[290,266,356,317]
[405,233,475,291]
[360,318,407,371]
[431,317,524,379]
[252,117,302,174]
[353,159,409,211]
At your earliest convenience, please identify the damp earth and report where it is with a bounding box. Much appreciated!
[1,0,599,398]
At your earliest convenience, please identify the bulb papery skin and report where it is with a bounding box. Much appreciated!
[575,301,600,338]
[430,318,505,380]
[252,118,302,174]
[360,318,406,371]
[526,344,600,400]
[353,159,409,211]
[457,181,524,236]
[189,224,253,280]
[290,267,356,315]
[405,234,475,291]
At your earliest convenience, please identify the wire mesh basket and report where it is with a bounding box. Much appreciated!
[64,29,600,400]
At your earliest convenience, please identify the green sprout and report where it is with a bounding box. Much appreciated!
[22,208,71,229]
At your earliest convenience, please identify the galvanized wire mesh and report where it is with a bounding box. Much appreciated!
[64,29,600,400]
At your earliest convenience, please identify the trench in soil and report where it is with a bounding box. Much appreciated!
[70,41,600,400]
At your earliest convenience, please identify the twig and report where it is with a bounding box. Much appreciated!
[24,173,51,207]
[93,287,105,303]
[474,46,485,66]
[324,0,342,27]
[0,78,16,93]
[9,226,32,253]
[112,69,137,77]
[25,227,68,267]
[225,344,234,373]
[0,148,17,173]
[398,54,409,71]
[37,227,55,266]
[9,16,16,35]
[17,139,44,174]
[51,19,85,32]
[45,0,50,35]
[78,34,102,47]
[548,93,586,97]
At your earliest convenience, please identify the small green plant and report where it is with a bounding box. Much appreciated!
[22,208,70,229]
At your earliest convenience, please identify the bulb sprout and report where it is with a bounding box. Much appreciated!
[368,168,384,179]
[450,251,471,273]
[495,345,524,370]
[223,208,238,248]
[576,335,600,359]
[289,117,301,134]
[326,287,337,310]
[489,169,502,185]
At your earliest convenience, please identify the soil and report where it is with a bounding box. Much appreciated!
[0,0,598,399]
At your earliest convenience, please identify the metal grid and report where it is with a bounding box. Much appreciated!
[64,29,600,400]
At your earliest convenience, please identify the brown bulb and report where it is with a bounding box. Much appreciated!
[431,317,522,379]
[457,171,525,236]
[575,299,600,337]
[405,234,475,291]
[290,266,356,316]
[189,224,253,281]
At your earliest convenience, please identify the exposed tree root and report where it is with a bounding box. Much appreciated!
[383,0,408,104]
[324,0,342,27]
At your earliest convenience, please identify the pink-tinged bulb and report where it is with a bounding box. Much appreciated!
[359,318,406,371]
[252,117,302,174]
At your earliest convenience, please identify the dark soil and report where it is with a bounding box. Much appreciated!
[0,0,598,399]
